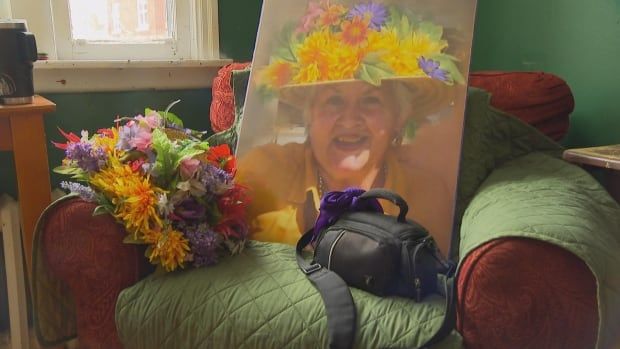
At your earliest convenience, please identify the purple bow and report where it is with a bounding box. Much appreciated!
[313,188,383,242]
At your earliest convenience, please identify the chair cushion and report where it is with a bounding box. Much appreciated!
[468,71,574,141]
[115,241,462,349]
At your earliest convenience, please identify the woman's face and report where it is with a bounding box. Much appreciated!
[308,81,400,179]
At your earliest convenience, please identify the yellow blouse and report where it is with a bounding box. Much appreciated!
[237,143,452,248]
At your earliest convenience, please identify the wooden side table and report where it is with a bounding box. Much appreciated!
[0,95,56,276]
[563,144,620,203]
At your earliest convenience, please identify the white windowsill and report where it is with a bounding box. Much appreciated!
[34,59,233,93]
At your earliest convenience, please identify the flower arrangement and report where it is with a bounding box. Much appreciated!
[257,0,464,94]
[53,103,250,272]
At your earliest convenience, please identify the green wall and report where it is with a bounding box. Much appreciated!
[471,0,620,147]
[219,0,263,62]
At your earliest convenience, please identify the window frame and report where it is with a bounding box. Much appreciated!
[136,0,150,32]
[10,0,221,61]
[7,0,228,92]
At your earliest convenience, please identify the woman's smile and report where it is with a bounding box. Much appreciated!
[325,129,373,171]
[331,133,369,152]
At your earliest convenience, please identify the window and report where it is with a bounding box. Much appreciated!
[136,0,149,32]
[52,0,186,60]
[111,3,122,35]
[10,0,221,61]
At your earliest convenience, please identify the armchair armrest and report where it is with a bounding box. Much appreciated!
[40,197,152,349]
[457,237,597,349]
[456,152,620,349]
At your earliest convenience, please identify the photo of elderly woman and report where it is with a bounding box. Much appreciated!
[236,0,477,254]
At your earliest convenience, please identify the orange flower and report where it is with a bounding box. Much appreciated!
[146,227,190,272]
[259,60,294,88]
[340,16,370,46]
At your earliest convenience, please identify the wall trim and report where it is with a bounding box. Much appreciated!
[34,59,232,93]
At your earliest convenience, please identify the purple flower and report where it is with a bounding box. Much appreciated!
[174,198,206,221]
[141,150,157,175]
[347,3,388,30]
[185,224,221,267]
[65,142,107,172]
[313,188,383,241]
[200,164,233,196]
[60,181,96,202]
[418,57,450,82]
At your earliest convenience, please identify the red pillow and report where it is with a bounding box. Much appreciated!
[210,62,252,133]
[468,71,574,141]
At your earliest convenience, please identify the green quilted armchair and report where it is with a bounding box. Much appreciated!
[32,70,620,349]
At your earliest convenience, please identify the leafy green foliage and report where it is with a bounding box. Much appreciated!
[417,21,444,41]
[53,165,88,181]
[357,54,394,86]
[146,107,184,128]
[151,129,205,189]
[273,22,302,63]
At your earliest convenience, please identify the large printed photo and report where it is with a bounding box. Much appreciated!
[236,0,477,253]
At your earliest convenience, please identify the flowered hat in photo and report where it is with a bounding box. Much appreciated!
[255,0,466,124]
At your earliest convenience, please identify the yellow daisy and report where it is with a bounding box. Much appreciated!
[294,29,336,82]
[92,127,119,154]
[147,227,190,272]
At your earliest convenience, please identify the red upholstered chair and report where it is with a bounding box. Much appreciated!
[38,69,598,349]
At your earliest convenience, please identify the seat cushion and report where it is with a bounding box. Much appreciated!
[115,241,462,349]
[468,71,574,141]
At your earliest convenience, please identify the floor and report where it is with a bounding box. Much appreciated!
[0,329,42,349]
[0,330,77,349]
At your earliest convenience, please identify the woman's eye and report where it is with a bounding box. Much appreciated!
[360,96,382,108]
[325,95,345,107]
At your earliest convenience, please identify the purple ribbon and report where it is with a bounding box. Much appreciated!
[312,187,383,242]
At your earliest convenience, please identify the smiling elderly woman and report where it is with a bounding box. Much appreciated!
[238,79,455,245]
[236,0,465,247]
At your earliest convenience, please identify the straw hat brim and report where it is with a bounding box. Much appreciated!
[276,76,455,125]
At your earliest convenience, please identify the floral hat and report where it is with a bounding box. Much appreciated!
[256,0,465,121]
